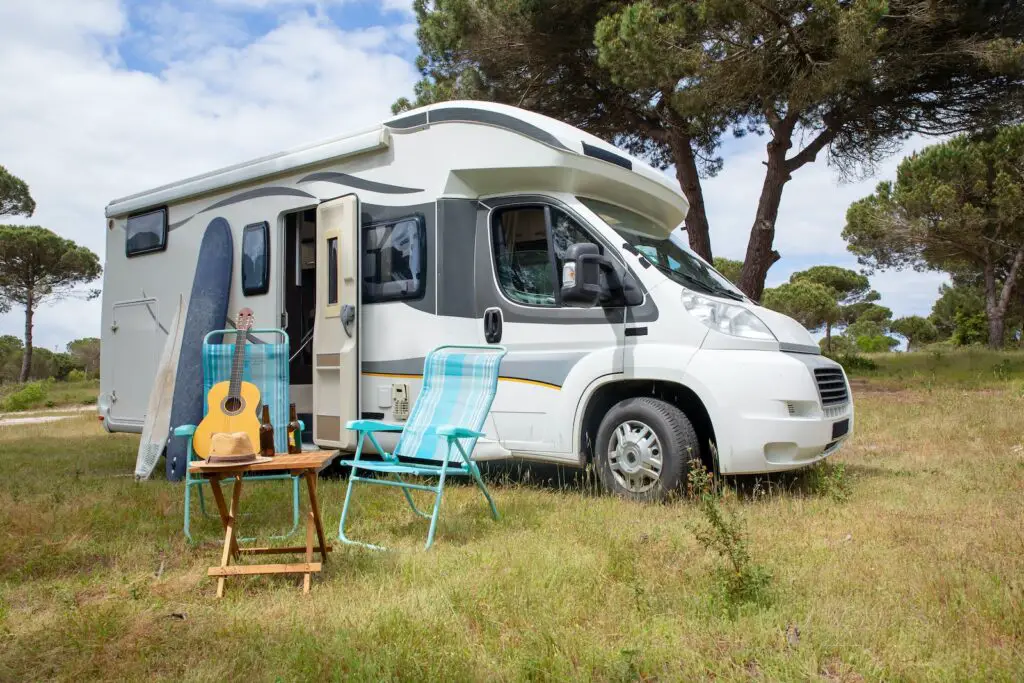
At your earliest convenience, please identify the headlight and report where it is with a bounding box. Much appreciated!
[681,292,775,340]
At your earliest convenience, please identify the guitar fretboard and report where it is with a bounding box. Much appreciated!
[227,328,248,399]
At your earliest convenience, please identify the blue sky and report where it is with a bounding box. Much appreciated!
[0,0,944,351]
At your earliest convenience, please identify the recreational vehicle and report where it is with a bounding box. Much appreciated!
[100,100,853,499]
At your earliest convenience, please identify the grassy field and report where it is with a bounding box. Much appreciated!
[845,348,1024,389]
[0,378,1022,680]
[0,379,98,413]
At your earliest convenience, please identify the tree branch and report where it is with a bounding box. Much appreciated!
[785,127,838,173]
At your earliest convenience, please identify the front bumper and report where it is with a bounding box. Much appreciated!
[684,349,854,474]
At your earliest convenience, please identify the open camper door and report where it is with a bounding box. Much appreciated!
[313,194,360,450]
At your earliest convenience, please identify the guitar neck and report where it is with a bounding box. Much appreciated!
[227,328,248,397]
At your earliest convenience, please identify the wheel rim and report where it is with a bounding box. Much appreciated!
[607,419,663,494]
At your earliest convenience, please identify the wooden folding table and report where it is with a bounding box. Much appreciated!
[189,451,337,598]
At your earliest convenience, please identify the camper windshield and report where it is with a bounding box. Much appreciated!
[579,198,744,300]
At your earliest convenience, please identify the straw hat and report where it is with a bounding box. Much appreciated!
[202,432,272,468]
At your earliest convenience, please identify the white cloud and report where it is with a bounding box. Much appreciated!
[0,1,417,352]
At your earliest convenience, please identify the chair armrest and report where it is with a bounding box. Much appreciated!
[345,419,405,433]
[173,425,196,437]
[437,425,486,438]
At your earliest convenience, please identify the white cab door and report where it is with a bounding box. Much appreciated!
[313,194,360,449]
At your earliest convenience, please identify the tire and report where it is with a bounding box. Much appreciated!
[594,397,699,502]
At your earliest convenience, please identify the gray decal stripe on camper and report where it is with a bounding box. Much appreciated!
[385,112,428,130]
[363,353,587,388]
[428,108,572,152]
[166,186,317,231]
[297,171,423,195]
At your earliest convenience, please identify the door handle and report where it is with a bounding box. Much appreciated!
[484,308,503,344]
[341,304,355,338]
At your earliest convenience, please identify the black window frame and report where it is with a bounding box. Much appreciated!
[240,221,270,296]
[490,203,606,308]
[125,206,168,257]
[361,214,427,305]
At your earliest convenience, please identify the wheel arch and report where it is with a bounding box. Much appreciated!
[575,378,719,474]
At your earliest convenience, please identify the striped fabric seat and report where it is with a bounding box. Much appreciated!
[393,346,506,465]
[203,335,290,453]
[338,345,507,550]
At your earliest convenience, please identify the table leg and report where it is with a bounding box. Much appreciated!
[208,475,240,558]
[304,473,329,563]
[217,474,244,599]
[303,508,314,595]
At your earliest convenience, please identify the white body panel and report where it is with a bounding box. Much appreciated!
[99,101,853,475]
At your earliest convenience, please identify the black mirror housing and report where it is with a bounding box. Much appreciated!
[560,243,606,307]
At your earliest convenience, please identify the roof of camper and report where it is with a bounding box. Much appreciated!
[105,100,684,218]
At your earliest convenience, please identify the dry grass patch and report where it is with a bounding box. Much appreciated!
[0,391,1022,681]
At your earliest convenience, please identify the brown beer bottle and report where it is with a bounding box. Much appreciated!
[259,404,275,457]
[287,403,301,454]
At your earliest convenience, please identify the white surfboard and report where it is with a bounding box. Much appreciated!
[135,295,186,480]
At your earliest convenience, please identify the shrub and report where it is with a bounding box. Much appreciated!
[687,463,772,610]
[67,369,86,382]
[3,382,47,411]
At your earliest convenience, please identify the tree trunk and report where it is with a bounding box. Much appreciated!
[667,129,713,262]
[738,154,788,300]
[19,295,33,383]
[983,246,1024,349]
[825,324,832,353]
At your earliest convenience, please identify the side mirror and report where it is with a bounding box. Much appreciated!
[561,243,607,307]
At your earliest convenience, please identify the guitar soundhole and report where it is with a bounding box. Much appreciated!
[223,396,244,414]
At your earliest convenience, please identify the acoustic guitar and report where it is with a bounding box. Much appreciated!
[192,308,263,459]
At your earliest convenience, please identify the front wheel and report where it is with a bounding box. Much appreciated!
[594,397,700,502]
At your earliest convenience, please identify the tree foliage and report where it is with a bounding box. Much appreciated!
[0,226,101,382]
[845,126,1024,348]
[712,257,742,285]
[401,0,1024,300]
[890,315,938,350]
[0,165,35,218]
[761,279,838,331]
[67,337,100,378]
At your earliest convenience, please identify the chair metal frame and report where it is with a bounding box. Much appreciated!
[337,344,507,550]
[174,328,304,543]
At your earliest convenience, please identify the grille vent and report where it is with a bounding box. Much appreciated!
[814,368,849,407]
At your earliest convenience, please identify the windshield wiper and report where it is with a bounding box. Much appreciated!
[649,262,744,300]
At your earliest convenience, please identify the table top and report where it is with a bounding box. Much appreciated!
[189,450,338,475]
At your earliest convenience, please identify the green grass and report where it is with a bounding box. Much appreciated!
[845,347,1024,389]
[1,383,1022,681]
[0,379,98,412]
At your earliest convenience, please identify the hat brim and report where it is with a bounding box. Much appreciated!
[197,455,274,469]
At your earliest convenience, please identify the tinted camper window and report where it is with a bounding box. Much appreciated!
[126,208,167,256]
[241,222,269,296]
[492,206,592,306]
[362,216,426,304]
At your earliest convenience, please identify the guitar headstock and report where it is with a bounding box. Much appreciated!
[236,307,255,333]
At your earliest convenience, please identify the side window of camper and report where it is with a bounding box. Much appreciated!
[362,216,426,304]
[241,222,270,296]
[126,207,167,257]
[492,206,596,306]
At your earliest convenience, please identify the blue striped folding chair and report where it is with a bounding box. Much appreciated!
[338,345,507,550]
[173,328,304,543]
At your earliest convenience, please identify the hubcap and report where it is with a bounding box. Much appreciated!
[607,420,663,493]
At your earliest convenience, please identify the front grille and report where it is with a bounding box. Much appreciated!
[814,368,849,407]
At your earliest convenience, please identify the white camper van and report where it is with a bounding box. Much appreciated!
[100,100,853,499]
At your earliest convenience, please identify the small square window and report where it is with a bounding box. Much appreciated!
[362,216,426,304]
[126,208,167,257]
[241,222,270,296]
